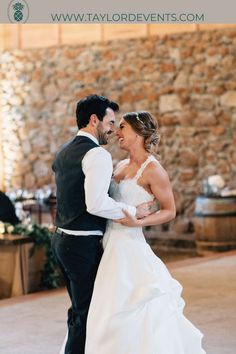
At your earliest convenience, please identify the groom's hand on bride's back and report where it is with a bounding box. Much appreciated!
[136,200,159,219]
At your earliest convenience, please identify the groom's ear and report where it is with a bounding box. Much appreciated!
[90,114,99,127]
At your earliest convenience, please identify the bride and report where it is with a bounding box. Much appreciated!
[84,111,206,354]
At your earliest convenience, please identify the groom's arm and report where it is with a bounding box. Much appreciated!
[82,147,136,219]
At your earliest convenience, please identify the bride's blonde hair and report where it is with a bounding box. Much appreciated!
[123,111,160,153]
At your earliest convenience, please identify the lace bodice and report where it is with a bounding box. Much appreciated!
[103,156,157,246]
[110,155,156,206]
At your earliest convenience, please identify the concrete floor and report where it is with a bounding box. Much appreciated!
[0,250,236,354]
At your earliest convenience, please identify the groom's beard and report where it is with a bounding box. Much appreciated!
[97,124,110,145]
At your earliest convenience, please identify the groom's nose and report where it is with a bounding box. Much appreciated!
[111,126,118,135]
[108,126,115,134]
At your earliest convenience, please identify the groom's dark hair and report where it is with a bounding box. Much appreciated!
[76,94,119,129]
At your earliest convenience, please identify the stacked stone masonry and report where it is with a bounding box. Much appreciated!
[1,29,236,235]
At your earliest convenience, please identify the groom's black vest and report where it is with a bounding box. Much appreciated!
[52,136,107,233]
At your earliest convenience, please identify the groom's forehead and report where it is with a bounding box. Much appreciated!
[105,107,115,116]
[105,108,116,119]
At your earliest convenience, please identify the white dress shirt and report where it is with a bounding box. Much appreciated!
[59,131,136,236]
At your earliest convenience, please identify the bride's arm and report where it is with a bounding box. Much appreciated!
[139,162,176,227]
[114,162,176,227]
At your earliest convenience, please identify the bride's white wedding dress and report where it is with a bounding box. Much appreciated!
[85,155,206,354]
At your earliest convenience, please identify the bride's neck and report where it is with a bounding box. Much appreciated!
[128,149,149,165]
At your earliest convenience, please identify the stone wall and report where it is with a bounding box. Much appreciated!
[1,29,236,234]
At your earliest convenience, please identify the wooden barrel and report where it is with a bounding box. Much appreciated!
[193,196,236,255]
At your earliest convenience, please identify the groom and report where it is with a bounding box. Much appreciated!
[51,94,153,354]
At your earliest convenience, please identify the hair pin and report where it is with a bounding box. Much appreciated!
[135,113,145,126]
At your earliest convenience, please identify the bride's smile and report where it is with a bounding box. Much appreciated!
[116,118,143,151]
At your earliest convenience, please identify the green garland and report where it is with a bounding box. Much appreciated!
[2,222,62,290]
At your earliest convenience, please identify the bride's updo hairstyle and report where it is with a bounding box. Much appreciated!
[123,111,160,153]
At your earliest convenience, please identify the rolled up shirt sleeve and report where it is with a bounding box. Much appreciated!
[82,147,136,219]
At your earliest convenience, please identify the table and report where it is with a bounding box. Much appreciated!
[22,200,56,225]
[0,234,34,299]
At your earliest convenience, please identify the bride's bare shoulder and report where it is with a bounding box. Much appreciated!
[146,158,170,183]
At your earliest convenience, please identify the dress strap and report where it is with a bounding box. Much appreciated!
[133,155,156,181]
